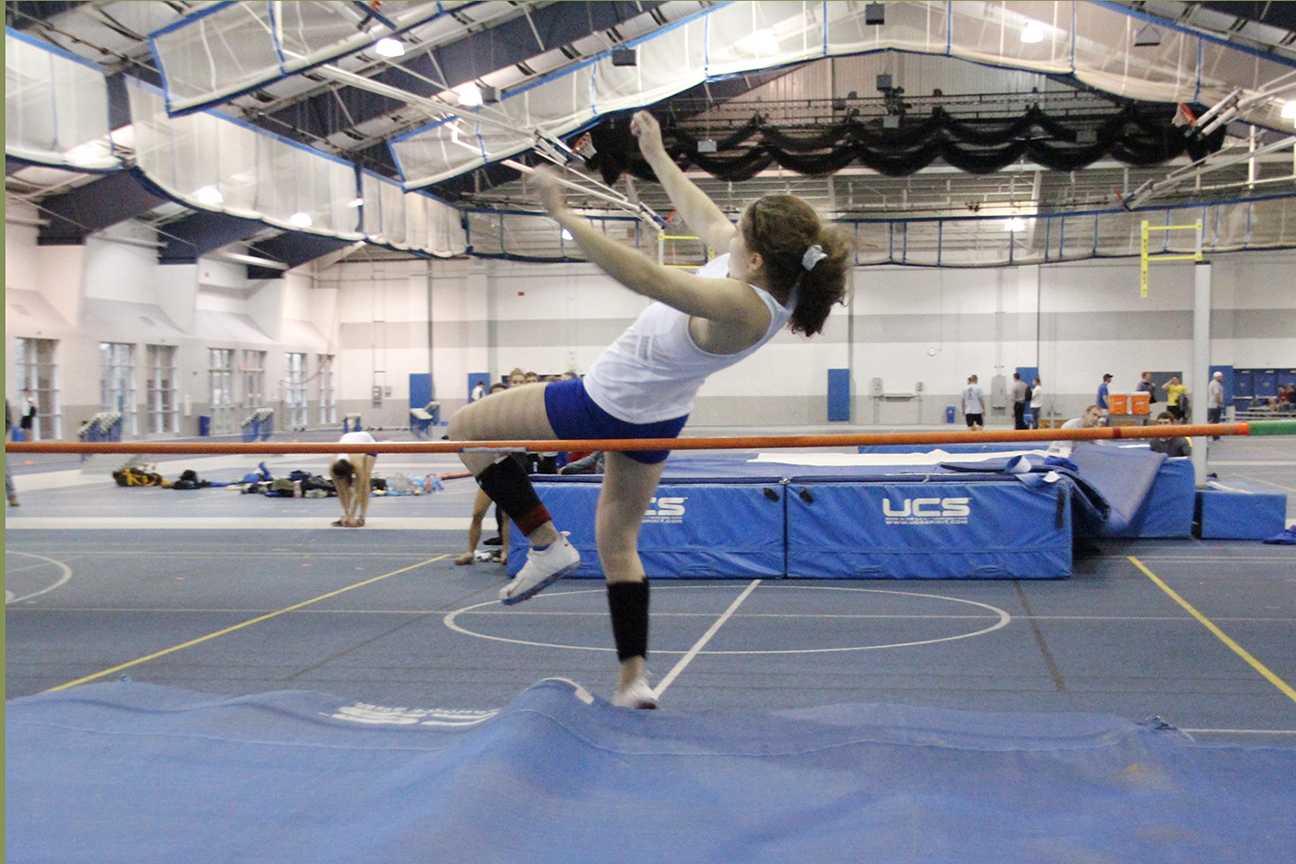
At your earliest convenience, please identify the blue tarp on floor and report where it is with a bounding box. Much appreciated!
[7,679,1295,864]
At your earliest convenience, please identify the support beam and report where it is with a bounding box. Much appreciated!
[246,233,361,279]
[158,211,267,264]
[1192,263,1212,482]
[256,3,660,150]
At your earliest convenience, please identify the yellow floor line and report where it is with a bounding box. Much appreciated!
[44,554,451,693]
[1128,555,1296,705]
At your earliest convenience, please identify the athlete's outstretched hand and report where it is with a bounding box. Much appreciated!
[629,110,665,160]
[532,166,568,218]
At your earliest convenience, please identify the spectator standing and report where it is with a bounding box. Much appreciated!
[5,399,18,507]
[470,380,486,403]
[1011,372,1028,430]
[961,375,985,430]
[19,389,37,440]
[1136,371,1157,405]
[1207,371,1225,439]
[1096,373,1113,414]
[1165,376,1187,421]
[1028,377,1044,428]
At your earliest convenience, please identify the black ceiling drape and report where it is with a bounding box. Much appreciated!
[586,105,1225,183]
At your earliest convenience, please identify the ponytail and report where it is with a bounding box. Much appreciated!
[743,195,851,338]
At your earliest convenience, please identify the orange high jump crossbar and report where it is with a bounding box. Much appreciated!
[6,422,1293,456]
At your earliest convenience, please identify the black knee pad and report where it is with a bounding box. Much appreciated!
[477,456,550,535]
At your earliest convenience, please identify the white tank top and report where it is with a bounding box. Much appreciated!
[583,254,795,423]
[336,430,376,463]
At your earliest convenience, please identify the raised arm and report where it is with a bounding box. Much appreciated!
[631,111,735,252]
[534,168,768,332]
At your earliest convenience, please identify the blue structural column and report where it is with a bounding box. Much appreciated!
[827,369,851,422]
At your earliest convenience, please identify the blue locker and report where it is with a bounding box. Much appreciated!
[1254,369,1278,398]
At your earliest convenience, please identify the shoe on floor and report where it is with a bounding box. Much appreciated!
[611,677,657,710]
[7,497,18,507]
[499,532,579,605]
[482,536,502,546]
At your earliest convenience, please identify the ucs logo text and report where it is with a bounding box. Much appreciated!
[882,497,971,518]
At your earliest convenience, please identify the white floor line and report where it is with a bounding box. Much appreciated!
[1180,728,1296,736]
[4,517,475,530]
[654,580,760,698]
[14,607,1293,624]
[1237,474,1296,494]
[1208,460,1296,467]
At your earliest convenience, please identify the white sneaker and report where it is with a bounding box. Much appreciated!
[499,532,579,605]
[611,677,658,710]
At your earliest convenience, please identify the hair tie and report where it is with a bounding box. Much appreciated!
[801,244,827,272]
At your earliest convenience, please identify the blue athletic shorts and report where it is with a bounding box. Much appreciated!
[543,377,688,464]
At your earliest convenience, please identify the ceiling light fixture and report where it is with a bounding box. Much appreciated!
[561,227,573,241]
[1005,217,1027,232]
[64,141,107,166]
[193,185,224,206]
[1020,21,1045,44]
[741,29,780,55]
[289,212,313,228]
[374,37,404,58]
[1282,100,1296,120]
[455,83,483,107]
[346,197,365,208]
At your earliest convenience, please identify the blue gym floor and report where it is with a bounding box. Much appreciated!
[6,429,1296,863]
[7,429,1294,740]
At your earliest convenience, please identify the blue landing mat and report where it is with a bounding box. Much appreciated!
[8,680,1295,863]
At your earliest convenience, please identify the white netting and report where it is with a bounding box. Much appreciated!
[463,211,650,259]
[129,79,465,255]
[150,3,282,113]
[4,32,116,169]
[836,197,1296,268]
[951,1,1072,73]
[394,0,1296,190]
[149,0,462,114]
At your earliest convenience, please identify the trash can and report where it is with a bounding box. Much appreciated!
[945,405,957,424]
[198,415,211,437]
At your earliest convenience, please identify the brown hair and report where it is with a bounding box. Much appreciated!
[331,459,355,483]
[741,195,851,337]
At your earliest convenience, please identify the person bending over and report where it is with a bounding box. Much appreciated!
[448,110,851,709]
[331,429,377,527]
[1062,404,1104,430]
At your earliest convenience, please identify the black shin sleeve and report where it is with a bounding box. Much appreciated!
[476,457,551,536]
[606,579,650,662]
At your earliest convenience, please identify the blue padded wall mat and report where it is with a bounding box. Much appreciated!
[509,480,787,579]
[786,476,1073,579]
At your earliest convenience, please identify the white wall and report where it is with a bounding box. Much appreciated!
[8,206,1295,437]
[4,213,344,437]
